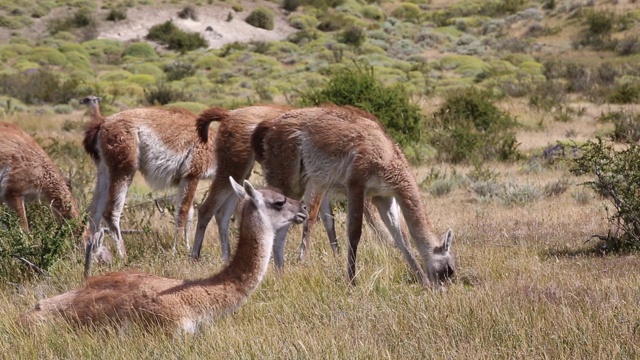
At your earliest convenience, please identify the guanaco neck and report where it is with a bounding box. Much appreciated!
[391,159,439,256]
[195,200,274,301]
[89,102,103,122]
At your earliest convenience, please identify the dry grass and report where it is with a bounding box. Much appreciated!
[2,108,640,358]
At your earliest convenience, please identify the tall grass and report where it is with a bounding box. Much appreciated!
[2,161,639,358]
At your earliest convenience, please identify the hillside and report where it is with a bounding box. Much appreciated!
[0,0,637,114]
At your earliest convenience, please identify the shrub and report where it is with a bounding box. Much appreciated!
[317,12,349,31]
[289,14,319,30]
[146,21,208,52]
[122,42,157,58]
[178,6,198,20]
[390,3,421,22]
[571,138,640,251]
[362,5,385,21]
[585,10,614,36]
[542,178,570,197]
[599,110,640,142]
[0,68,81,105]
[50,8,96,34]
[428,88,520,163]
[166,31,208,52]
[245,8,274,30]
[144,80,190,105]
[616,36,640,56]
[301,0,345,10]
[0,204,78,282]
[338,26,366,48]
[283,0,301,12]
[106,8,127,22]
[164,60,196,81]
[608,83,640,104]
[499,181,543,205]
[297,63,424,149]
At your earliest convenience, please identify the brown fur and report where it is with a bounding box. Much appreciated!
[254,106,455,286]
[80,96,104,162]
[196,107,230,143]
[83,103,218,275]
[19,181,308,333]
[0,122,80,230]
[251,110,403,261]
[191,104,295,261]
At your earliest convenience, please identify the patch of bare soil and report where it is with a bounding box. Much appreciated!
[0,2,296,49]
[97,3,297,49]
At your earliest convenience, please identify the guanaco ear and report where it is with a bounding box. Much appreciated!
[229,176,247,199]
[242,179,261,202]
[441,229,454,253]
[96,96,102,102]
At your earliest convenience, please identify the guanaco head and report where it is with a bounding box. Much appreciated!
[229,177,308,232]
[79,95,102,105]
[425,229,455,286]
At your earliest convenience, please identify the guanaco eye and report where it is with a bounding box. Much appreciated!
[274,200,286,210]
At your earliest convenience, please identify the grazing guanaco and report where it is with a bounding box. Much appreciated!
[253,105,455,286]
[0,122,79,231]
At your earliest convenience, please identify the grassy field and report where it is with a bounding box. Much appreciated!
[1,108,639,359]
[1,0,639,357]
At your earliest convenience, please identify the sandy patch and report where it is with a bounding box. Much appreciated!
[96,3,297,49]
[0,2,297,49]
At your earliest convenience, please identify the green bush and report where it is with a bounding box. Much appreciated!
[585,10,614,36]
[164,60,196,81]
[608,83,640,104]
[298,63,425,160]
[0,68,81,105]
[0,204,78,282]
[598,110,640,142]
[339,25,366,48]
[571,138,640,251]
[390,3,421,22]
[144,80,190,105]
[362,5,385,21]
[122,42,157,58]
[50,8,96,34]
[282,0,301,12]
[317,12,349,31]
[428,88,520,163]
[289,14,319,30]
[177,5,198,20]
[245,8,274,30]
[106,8,127,21]
[301,0,345,10]
[146,21,208,52]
